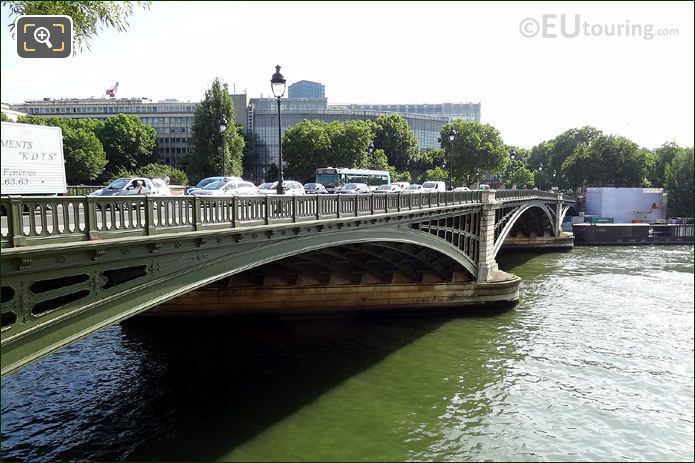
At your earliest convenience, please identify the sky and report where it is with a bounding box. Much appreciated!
[1,1,693,149]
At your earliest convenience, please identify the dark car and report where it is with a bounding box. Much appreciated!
[304,183,328,194]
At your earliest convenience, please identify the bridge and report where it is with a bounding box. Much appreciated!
[0,190,577,376]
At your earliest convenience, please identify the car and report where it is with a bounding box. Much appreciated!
[304,183,328,194]
[454,186,471,192]
[478,184,491,190]
[336,183,370,194]
[406,184,423,192]
[374,184,403,194]
[421,181,446,192]
[90,177,172,197]
[189,180,259,196]
[258,181,306,195]
[186,176,240,195]
[393,181,410,190]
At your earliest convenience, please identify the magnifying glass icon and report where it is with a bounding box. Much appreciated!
[33,27,53,49]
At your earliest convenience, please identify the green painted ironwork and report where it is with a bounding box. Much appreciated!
[0,190,575,376]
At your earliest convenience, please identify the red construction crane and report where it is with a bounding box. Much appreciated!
[105,82,119,98]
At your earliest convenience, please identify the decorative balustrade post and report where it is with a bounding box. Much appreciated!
[336,195,341,218]
[86,196,99,241]
[554,192,563,237]
[370,194,374,215]
[354,194,359,217]
[477,189,499,283]
[193,197,203,231]
[145,196,156,235]
[231,196,237,228]
[316,195,321,220]
[292,195,298,222]
[264,195,270,225]
[9,196,25,247]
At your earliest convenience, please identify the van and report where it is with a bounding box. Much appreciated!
[421,181,446,192]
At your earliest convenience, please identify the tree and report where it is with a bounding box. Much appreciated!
[665,147,694,217]
[283,120,332,182]
[326,120,374,170]
[499,146,534,188]
[561,135,655,188]
[97,114,157,178]
[1,112,10,121]
[188,78,245,181]
[61,126,108,184]
[420,167,448,182]
[441,120,507,187]
[373,114,420,173]
[3,1,151,52]
[362,148,389,171]
[530,126,602,189]
[650,142,681,187]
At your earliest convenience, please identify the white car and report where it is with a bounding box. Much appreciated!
[406,184,423,192]
[258,181,306,195]
[421,181,446,192]
[393,181,410,190]
[336,183,370,194]
[374,184,403,194]
[190,180,258,196]
[90,177,172,197]
[454,186,471,192]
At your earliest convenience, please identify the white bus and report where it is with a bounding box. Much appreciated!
[315,167,391,193]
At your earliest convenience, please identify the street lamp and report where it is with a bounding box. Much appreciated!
[271,65,287,195]
[448,128,457,190]
[218,115,228,177]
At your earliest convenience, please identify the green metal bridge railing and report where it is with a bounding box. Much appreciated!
[1,190,569,249]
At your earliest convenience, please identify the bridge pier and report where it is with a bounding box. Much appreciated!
[477,190,499,283]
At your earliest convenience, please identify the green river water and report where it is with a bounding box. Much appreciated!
[1,246,693,461]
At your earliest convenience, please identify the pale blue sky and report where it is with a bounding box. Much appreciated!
[2,1,693,149]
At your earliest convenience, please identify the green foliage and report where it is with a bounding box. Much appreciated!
[561,135,655,188]
[650,142,681,187]
[665,147,694,217]
[15,115,108,184]
[188,78,245,180]
[240,127,255,181]
[420,166,448,182]
[61,126,108,184]
[283,119,374,182]
[2,1,151,52]
[363,148,389,171]
[1,112,10,121]
[97,114,157,177]
[499,146,534,188]
[393,170,412,182]
[529,126,602,189]
[373,114,420,173]
[441,120,507,187]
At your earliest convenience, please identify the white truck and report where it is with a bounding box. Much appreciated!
[1,121,67,195]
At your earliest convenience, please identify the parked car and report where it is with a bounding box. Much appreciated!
[304,183,328,194]
[336,183,370,194]
[421,181,446,192]
[186,176,240,195]
[374,184,403,194]
[190,179,258,196]
[258,181,306,195]
[393,181,410,190]
[454,186,471,192]
[478,184,491,190]
[406,184,423,192]
[90,177,172,197]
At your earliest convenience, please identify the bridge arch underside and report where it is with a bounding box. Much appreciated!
[494,203,556,257]
[2,225,501,375]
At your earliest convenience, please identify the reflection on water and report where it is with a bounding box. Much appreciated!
[2,246,693,461]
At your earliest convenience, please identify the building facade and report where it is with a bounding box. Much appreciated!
[343,102,481,122]
[248,98,450,180]
[287,80,325,99]
[9,94,248,167]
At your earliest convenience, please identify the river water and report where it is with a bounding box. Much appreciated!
[1,246,693,461]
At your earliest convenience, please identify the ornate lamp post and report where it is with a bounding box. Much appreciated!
[218,115,228,177]
[448,128,457,190]
[271,65,287,194]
